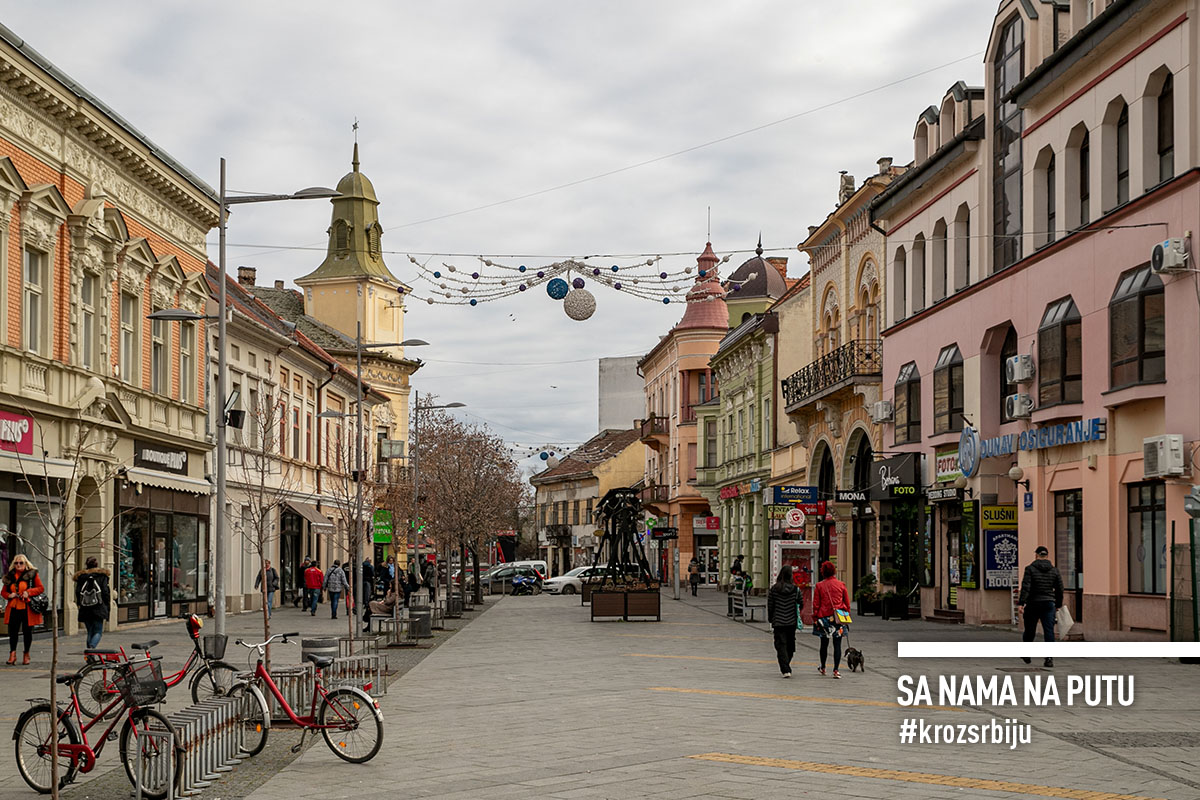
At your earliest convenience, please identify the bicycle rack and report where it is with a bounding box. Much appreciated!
[328,654,386,695]
[253,664,316,723]
[133,725,176,800]
[166,695,243,797]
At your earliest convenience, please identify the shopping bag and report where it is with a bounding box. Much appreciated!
[1055,605,1074,639]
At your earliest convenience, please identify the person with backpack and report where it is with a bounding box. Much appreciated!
[767,565,802,677]
[253,559,279,618]
[73,557,110,649]
[323,559,350,620]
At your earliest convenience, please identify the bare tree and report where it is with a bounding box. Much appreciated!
[12,409,123,799]
[322,420,378,642]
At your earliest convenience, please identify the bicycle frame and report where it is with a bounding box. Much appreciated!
[247,658,349,730]
[40,678,136,773]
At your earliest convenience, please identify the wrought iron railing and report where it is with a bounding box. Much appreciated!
[639,415,669,439]
[639,484,669,505]
[781,339,882,409]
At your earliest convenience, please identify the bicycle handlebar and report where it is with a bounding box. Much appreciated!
[234,632,299,652]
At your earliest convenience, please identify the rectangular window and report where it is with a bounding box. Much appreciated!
[120,292,139,383]
[572,501,580,526]
[586,497,593,523]
[762,399,771,451]
[23,249,45,355]
[894,364,922,445]
[179,322,195,403]
[1115,105,1130,205]
[737,410,745,457]
[705,419,717,467]
[933,347,963,434]
[306,412,313,462]
[1127,482,1165,594]
[1054,490,1082,592]
[748,407,755,456]
[80,273,97,370]
[151,314,168,395]
[248,388,259,447]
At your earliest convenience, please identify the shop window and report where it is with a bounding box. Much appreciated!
[80,273,98,370]
[999,326,1018,422]
[993,14,1024,272]
[120,292,139,384]
[172,515,206,601]
[1109,265,1164,388]
[23,249,46,356]
[1038,297,1082,405]
[117,510,150,606]
[1054,490,1082,592]
[932,345,963,434]
[1127,482,1165,594]
[894,362,921,445]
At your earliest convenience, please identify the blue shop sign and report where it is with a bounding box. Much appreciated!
[769,485,818,504]
[958,418,1106,478]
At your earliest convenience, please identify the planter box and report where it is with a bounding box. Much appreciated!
[625,590,661,620]
[856,598,881,617]
[591,589,661,622]
[591,591,626,620]
[881,596,910,620]
[581,581,599,605]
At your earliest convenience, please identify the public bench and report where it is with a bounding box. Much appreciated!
[730,591,766,622]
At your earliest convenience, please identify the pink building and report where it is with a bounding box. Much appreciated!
[872,0,1199,638]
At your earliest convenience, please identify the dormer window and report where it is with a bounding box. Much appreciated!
[333,220,350,253]
[367,222,382,258]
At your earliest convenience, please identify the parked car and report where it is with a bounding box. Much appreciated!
[543,565,607,595]
[481,564,544,594]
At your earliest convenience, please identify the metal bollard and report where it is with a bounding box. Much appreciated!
[133,725,175,800]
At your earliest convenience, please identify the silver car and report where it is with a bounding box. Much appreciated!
[542,565,607,595]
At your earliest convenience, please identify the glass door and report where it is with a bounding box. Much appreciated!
[152,514,170,618]
[1055,490,1083,621]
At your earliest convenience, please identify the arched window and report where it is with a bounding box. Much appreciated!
[892,247,907,323]
[911,234,926,313]
[1116,103,1130,205]
[894,362,921,445]
[999,326,1018,421]
[952,204,970,291]
[993,15,1025,272]
[933,344,964,433]
[932,219,948,302]
[1110,265,1164,388]
[1038,297,1082,405]
[1066,124,1090,229]
[1152,70,1175,185]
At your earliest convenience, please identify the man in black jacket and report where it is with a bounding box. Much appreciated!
[1018,545,1064,667]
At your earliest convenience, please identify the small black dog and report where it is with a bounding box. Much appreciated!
[845,647,865,673]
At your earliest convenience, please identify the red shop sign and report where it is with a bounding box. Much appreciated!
[0,411,33,455]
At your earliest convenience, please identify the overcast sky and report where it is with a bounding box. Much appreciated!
[4,2,999,469]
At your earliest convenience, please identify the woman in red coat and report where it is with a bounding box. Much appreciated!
[810,560,850,678]
[2,554,45,665]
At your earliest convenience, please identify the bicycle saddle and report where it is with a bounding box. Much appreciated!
[304,653,334,669]
[131,640,159,650]
[84,648,120,655]
[55,672,82,685]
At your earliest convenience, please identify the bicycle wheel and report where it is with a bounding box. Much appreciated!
[119,708,178,800]
[228,682,270,757]
[189,660,239,703]
[13,704,80,794]
[77,661,121,719]
[318,687,383,763]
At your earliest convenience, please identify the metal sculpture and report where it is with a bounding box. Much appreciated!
[592,488,657,589]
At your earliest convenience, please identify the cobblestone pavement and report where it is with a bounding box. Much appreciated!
[239,586,1200,800]
[0,596,486,799]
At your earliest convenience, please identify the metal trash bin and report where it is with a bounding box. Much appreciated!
[301,636,339,664]
[447,595,463,617]
[409,606,433,638]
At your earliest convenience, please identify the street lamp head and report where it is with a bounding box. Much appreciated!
[399,339,429,347]
[317,410,349,419]
[147,308,211,322]
[442,402,466,409]
[290,186,341,200]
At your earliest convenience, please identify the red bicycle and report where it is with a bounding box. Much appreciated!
[75,615,238,718]
[231,632,383,763]
[12,656,178,798]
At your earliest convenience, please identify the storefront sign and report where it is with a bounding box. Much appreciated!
[0,411,33,455]
[692,515,720,531]
[835,489,868,503]
[983,521,1019,589]
[889,484,921,498]
[959,419,1107,477]
[719,479,761,500]
[935,448,961,483]
[981,505,1017,529]
[960,501,977,590]
[372,509,393,544]
[926,486,960,502]
[650,526,678,540]
[870,453,921,501]
[134,440,188,475]
[766,485,818,504]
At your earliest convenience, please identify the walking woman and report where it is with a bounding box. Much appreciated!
[811,560,850,678]
[766,565,802,677]
[73,557,110,649]
[2,554,45,665]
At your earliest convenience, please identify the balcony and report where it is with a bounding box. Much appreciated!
[680,405,697,423]
[638,483,670,511]
[782,339,882,412]
[693,466,718,487]
[639,414,669,451]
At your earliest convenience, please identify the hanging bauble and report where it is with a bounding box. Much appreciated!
[659,272,668,279]
[519,284,527,291]
[500,280,507,286]
[572,277,586,289]
[470,298,478,306]
[614,282,622,290]
[439,283,447,289]
[592,268,601,276]
[519,265,527,272]
[537,271,545,278]
[426,298,434,304]
[546,456,561,468]
[611,265,619,272]
[448,265,456,272]
[433,271,441,278]
[546,278,569,300]
[460,287,469,294]
[699,270,706,277]
[563,289,596,321]
[472,272,480,279]
[685,267,693,273]
[733,284,741,291]
[662,297,671,304]
[540,451,549,460]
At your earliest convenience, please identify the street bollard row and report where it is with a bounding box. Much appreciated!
[327,654,385,694]
[166,695,243,797]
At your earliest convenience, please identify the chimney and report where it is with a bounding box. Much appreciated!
[877,156,894,175]
[237,266,256,287]
[766,256,788,279]
[275,280,285,289]
[838,171,855,205]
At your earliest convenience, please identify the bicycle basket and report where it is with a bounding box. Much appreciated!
[201,634,228,661]
[113,657,168,707]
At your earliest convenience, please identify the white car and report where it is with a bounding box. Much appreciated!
[543,565,607,595]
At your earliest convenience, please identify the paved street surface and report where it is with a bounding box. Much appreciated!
[236,587,1200,800]
[4,589,1199,799]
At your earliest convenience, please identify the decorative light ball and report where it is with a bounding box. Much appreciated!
[699,270,707,277]
[592,268,600,276]
[448,265,456,272]
[546,456,561,468]
[427,298,434,305]
[672,286,680,291]
[519,284,527,291]
[733,284,741,291]
[685,267,693,273]
[563,288,596,321]
[546,278,570,300]
[433,271,441,278]
[537,271,545,278]
[460,287,469,294]
[662,297,671,304]
[614,282,622,290]
[519,265,527,272]
[659,272,668,279]
[444,292,452,298]
[439,283,447,289]
[472,272,479,280]
[470,298,478,306]
[540,451,549,461]
[572,277,585,289]
[632,279,640,285]
[500,280,507,286]
[646,259,655,266]
[611,265,619,272]
[483,259,493,267]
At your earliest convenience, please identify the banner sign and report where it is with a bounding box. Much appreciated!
[372,509,393,544]
[650,527,678,540]
[766,485,818,504]
[869,453,921,501]
[134,440,188,474]
[984,527,1020,589]
[935,448,961,483]
[0,411,33,456]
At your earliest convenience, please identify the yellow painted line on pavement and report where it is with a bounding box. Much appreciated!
[661,622,744,627]
[615,633,763,642]
[626,653,817,666]
[688,753,1167,800]
[649,686,966,712]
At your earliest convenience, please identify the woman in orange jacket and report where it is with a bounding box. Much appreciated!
[2,554,45,665]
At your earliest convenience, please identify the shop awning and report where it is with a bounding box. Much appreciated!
[286,500,335,528]
[0,450,78,480]
[125,467,212,495]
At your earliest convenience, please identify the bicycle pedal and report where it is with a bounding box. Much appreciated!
[290,742,304,754]
[107,730,118,742]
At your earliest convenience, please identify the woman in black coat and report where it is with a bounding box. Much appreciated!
[73,557,111,649]
[766,565,802,678]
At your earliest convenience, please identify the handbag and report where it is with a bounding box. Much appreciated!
[835,608,853,625]
[28,594,49,615]
[1055,604,1074,639]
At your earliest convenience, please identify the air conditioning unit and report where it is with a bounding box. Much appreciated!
[869,400,894,423]
[1005,393,1033,420]
[1005,354,1035,384]
[1151,238,1189,273]
[1144,434,1186,478]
